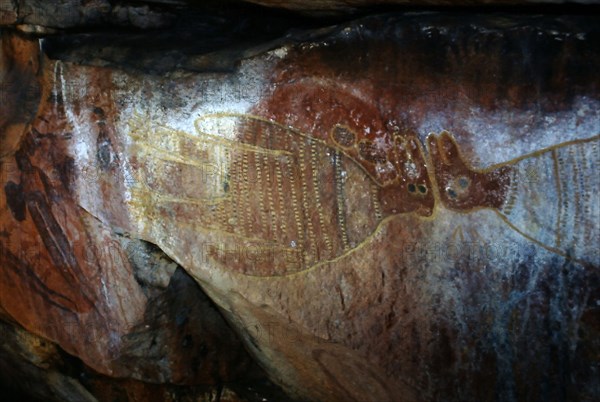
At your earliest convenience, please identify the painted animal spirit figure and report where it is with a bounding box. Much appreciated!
[427,131,600,265]
[127,109,599,277]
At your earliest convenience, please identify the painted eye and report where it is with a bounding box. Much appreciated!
[457,176,470,189]
[445,176,470,200]
[408,183,427,195]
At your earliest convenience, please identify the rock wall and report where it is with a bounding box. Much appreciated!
[1,4,599,402]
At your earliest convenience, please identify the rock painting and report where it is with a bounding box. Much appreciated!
[126,113,599,277]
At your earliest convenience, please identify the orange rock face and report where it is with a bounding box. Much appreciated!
[0,32,267,400]
[2,12,600,402]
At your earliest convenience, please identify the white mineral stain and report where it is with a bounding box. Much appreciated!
[59,61,90,160]
[269,47,288,59]
[417,96,600,167]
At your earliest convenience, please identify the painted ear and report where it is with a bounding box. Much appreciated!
[405,135,428,169]
[438,131,461,166]
[427,131,468,171]
[427,129,515,211]
[426,133,441,168]
[426,131,437,150]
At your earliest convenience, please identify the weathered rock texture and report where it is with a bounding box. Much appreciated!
[246,0,600,14]
[0,33,288,401]
[0,317,288,402]
[1,6,599,402]
[2,1,599,29]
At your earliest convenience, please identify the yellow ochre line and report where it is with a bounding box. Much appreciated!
[130,202,299,246]
[493,211,584,265]
[129,188,231,205]
[132,141,220,169]
[551,149,563,249]
[231,213,407,279]
[428,131,600,174]
[311,140,333,255]
[196,112,389,188]
[128,113,597,279]
[130,116,293,157]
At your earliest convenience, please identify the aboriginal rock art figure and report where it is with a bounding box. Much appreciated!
[128,113,432,276]
[127,113,599,276]
[428,131,600,264]
[2,135,97,313]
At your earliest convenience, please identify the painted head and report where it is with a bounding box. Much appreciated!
[253,79,436,218]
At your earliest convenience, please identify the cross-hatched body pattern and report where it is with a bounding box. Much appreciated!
[127,113,600,276]
[195,114,382,272]
[127,114,382,276]
[498,135,600,264]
